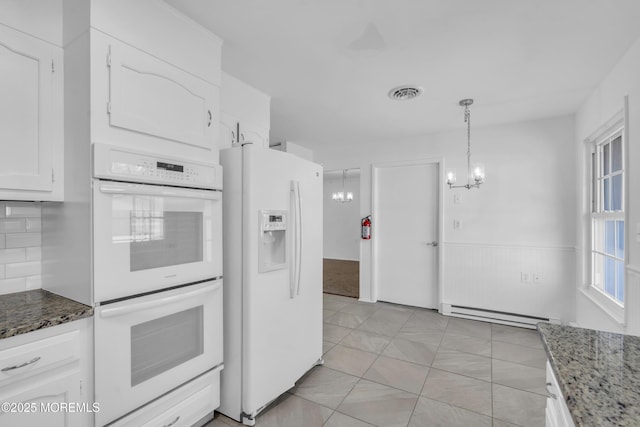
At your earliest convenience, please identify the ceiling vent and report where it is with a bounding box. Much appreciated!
[388,85,423,101]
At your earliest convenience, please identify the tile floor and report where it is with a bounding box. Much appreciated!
[207,294,547,427]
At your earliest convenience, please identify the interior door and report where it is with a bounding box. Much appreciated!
[375,161,439,309]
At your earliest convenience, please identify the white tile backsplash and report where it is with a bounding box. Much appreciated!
[0,219,26,233]
[5,261,41,279]
[0,277,27,294]
[26,218,42,232]
[0,248,26,264]
[5,233,41,248]
[5,203,42,217]
[26,247,41,262]
[0,202,42,295]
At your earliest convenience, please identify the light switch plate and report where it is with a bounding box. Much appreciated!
[453,194,462,204]
[453,219,462,230]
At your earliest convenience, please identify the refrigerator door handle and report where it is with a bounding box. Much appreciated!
[290,180,303,298]
[295,180,303,297]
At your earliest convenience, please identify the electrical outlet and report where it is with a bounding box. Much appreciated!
[521,272,530,283]
[453,219,462,230]
[533,273,542,284]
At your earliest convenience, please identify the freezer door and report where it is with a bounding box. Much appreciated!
[241,145,323,416]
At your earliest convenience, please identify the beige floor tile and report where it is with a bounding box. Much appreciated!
[492,383,546,426]
[445,317,492,339]
[396,325,444,346]
[324,298,354,312]
[363,355,429,394]
[491,359,546,395]
[290,366,359,409]
[339,302,381,317]
[326,311,369,329]
[323,340,336,354]
[382,337,438,366]
[339,330,391,354]
[421,368,492,416]
[324,309,337,321]
[492,340,547,369]
[409,397,492,427]
[491,324,543,349]
[431,349,492,381]
[406,310,449,331]
[440,332,492,357]
[324,411,375,427]
[338,380,418,427]
[323,345,378,377]
[324,324,353,343]
[252,393,333,427]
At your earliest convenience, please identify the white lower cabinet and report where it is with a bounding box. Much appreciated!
[545,361,575,427]
[109,366,222,427]
[0,320,92,427]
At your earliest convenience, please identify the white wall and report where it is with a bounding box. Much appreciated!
[323,171,360,260]
[575,36,640,334]
[315,115,577,322]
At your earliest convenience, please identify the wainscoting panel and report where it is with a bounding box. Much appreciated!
[323,258,359,298]
[443,242,576,322]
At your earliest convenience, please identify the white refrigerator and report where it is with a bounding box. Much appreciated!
[219,143,323,425]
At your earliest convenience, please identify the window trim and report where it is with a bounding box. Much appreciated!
[582,102,628,325]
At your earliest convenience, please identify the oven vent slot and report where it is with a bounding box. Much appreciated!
[442,304,556,329]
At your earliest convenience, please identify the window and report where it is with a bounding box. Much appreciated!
[590,128,624,304]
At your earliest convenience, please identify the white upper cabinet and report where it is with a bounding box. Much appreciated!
[220,72,270,150]
[91,32,220,161]
[0,24,63,201]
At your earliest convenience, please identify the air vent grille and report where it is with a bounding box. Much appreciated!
[388,86,423,101]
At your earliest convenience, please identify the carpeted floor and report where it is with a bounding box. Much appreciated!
[323,258,359,298]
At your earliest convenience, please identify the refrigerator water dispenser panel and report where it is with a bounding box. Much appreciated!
[259,210,287,272]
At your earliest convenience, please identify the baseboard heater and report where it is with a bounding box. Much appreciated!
[441,304,558,329]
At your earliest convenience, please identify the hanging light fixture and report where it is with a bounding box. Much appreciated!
[446,99,485,189]
[332,169,354,203]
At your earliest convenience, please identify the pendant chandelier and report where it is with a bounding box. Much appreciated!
[332,169,354,203]
[446,99,485,189]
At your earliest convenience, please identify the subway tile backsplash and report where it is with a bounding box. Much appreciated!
[0,202,42,296]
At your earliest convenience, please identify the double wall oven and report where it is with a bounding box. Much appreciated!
[91,144,223,426]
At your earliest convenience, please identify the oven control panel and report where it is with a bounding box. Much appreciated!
[93,143,222,190]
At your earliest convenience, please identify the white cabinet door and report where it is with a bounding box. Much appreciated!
[0,24,62,199]
[0,370,82,427]
[92,32,219,161]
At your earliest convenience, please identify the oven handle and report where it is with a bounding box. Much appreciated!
[99,182,221,200]
[99,282,221,319]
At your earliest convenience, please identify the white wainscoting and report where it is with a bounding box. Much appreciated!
[443,242,576,322]
[624,266,640,335]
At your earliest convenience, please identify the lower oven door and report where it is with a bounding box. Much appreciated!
[94,280,223,426]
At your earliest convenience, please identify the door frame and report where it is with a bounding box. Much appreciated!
[371,157,444,309]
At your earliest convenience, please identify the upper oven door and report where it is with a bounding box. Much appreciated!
[93,180,222,302]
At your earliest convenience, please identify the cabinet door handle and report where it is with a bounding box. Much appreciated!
[207,110,212,127]
[163,415,180,427]
[545,382,557,400]
[1,356,41,373]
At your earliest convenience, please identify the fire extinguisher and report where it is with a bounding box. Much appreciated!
[361,215,372,240]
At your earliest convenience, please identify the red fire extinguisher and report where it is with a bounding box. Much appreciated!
[361,215,372,240]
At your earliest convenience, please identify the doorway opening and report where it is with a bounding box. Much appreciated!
[323,169,360,298]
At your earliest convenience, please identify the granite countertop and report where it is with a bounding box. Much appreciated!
[537,323,640,426]
[0,289,93,340]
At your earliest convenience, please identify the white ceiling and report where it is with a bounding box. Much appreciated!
[167,0,640,151]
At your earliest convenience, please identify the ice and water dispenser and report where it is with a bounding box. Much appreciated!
[258,210,287,272]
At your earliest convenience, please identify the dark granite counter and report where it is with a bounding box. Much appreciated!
[537,323,640,427]
[0,289,93,340]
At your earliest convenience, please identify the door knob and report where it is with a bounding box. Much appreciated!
[426,241,438,247]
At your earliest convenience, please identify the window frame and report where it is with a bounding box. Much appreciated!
[582,108,627,324]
